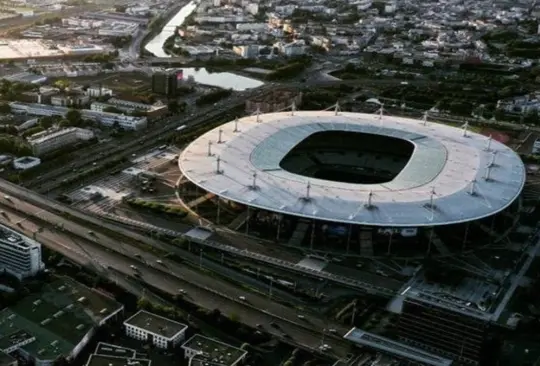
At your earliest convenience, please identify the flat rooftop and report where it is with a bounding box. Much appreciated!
[0,223,28,248]
[344,328,453,366]
[94,342,136,358]
[181,334,247,366]
[124,311,187,339]
[180,111,525,227]
[0,39,64,60]
[0,277,123,361]
[400,237,540,322]
[86,354,151,366]
[0,350,16,365]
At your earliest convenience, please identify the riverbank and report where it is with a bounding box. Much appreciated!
[140,1,191,57]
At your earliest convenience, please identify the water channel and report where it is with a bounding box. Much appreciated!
[143,1,264,90]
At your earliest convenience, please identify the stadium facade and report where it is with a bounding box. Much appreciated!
[179,111,526,258]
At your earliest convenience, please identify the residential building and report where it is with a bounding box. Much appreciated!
[28,127,95,156]
[86,86,113,98]
[123,310,188,349]
[50,94,90,107]
[9,103,147,131]
[0,223,43,280]
[181,335,247,366]
[279,40,306,56]
[233,45,259,59]
[0,278,124,366]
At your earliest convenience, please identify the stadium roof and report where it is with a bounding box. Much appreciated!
[179,111,526,227]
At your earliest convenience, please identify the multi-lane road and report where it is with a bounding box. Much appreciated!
[0,192,353,357]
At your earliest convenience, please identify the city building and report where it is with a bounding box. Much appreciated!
[50,94,90,107]
[28,127,95,156]
[90,99,168,120]
[344,328,453,366]
[0,277,123,366]
[0,223,43,280]
[85,86,113,98]
[123,310,188,349]
[181,335,248,366]
[12,156,41,170]
[9,103,147,131]
[85,343,151,366]
[233,45,259,59]
[151,71,182,97]
[396,273,497,365]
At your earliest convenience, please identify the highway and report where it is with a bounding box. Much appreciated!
[26,88,272,191]
[0,194,352,357]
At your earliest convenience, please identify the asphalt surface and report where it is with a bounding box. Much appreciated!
[0,194,352,357]
[26,90,266,192]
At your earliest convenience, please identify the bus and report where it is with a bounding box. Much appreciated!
[158,145,167,150]
[176,124,187,132]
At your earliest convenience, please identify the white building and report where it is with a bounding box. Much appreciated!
[236,23,266,32]
[0,223,44,280]
[181,335,247,366]
[124,310,188,349]
[233,45,259,59]
[275,40,306,56]
[28,127,94,156]
[86,86,113,98]
[12,156,41,170]
[9,102,147,131]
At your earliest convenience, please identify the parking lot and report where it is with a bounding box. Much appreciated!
[66,147,181,216]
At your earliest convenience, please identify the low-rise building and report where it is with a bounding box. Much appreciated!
[12,156,41,170]
[123,310,188,349]
[9,103,147,131]
[181,335,247,366]
[90,99,168,120]
[0,277,124,366]
[51,94,90,107]
[0,223,43,280]
[86,86,113,98]
[233,45,259,59]
[28,127,94,156]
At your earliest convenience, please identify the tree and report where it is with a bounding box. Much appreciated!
[0,102,10,113]
[168,100,179,114]
[65,109,82,126]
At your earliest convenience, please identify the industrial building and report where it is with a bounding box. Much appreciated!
[28,127,95,156]
[123,310,188,349]
[0,278,123,366]
[0,223,43,280]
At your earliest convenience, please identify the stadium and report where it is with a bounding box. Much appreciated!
[178,110,526,258]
